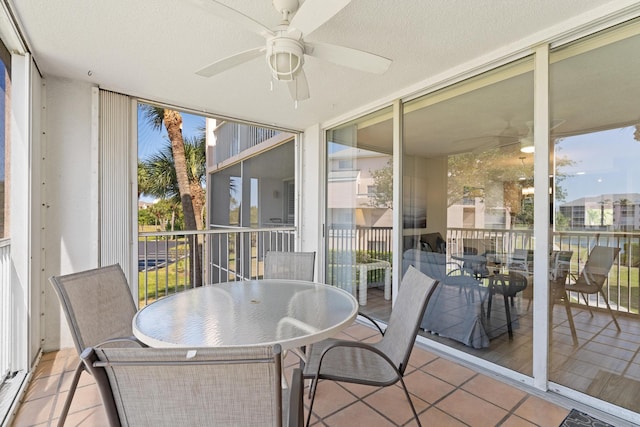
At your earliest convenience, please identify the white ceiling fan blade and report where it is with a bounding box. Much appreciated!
[288,69,310,101]
[191,0,274,38]
[196,47,263,77]
[289,0,351,36]
[306,42,391,74]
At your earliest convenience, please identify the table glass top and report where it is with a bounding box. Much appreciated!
[133,279,359,349]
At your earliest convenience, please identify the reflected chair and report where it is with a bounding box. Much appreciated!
[462,238,495,279]
[82,344,303,427]
[264,251,316,281]
[302,266,439,427]
[562,246,621,342]
[487,269,530,339]
[508,249,534,274]
[507,249,534,310]
[548,250,577,345]
[49,264,144,427]
[402,249,481,302]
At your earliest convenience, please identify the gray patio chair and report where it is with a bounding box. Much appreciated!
[549,250,577,345]
[81,344,303,427]
[49,264,143,427]
[264,251,316,281]
[303,265,439,427]
[563,246,621,341]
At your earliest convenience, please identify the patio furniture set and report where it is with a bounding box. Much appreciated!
[49,251,438,426]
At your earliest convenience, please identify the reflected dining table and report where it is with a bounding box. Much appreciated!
[132,279,359,357]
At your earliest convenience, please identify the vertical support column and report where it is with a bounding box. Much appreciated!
[532,43,550,391]
[392,99,403,306]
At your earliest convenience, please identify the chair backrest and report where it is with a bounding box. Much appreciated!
[402,249,446,281]
[264,251,315,281]
[377,266,438,374]
[49,264,138,354]
[463,238,495,256]
[509,249,534,273]
[550,250,573,282]
[577,246,620,288]
[420,232,446,253]
[549,250,573,300]
[82,345,284,427]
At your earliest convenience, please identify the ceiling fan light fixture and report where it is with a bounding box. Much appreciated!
[520,121,534,153]
[520,137,534,153]
[267,38,304,81]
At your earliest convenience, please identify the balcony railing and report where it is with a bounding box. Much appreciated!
[137,225,640,315]
[447,228,640,314]
[138,226,295,307]
[213,123,281,164]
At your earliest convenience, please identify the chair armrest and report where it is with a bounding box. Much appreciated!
[357,312,385,336]
[96,336,146,348]
[320,340,394,363]
[316,340,401,379]
[288,368,304,427]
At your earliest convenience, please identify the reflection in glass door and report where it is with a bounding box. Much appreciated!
[549,20,640,414]
[325,107,393,323]
[402,58,535,375]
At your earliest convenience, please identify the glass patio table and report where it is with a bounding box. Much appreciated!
[132,279,359,352]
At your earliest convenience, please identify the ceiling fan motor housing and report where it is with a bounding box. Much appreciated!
[267,37,305,81]
[272,0,300,16]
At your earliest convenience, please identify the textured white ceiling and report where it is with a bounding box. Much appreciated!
[9,0,636,131]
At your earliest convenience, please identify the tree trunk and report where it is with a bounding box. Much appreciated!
[163,110,203,287]
[190,181,206,230]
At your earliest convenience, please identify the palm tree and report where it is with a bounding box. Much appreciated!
[140,136,206,228]
[139,104,203,286]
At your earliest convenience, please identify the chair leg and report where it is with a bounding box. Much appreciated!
[562,293,579,346]
[398,376,422,427]
[503,292,513,339]
[581,293,594,317]
[305,377,319,427]
[307,376,316,399]
[57,361,85,427]
[599,289,621,331]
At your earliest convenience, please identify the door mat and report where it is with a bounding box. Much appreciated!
[559,409,614,427]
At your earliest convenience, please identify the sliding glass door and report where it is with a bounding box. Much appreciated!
[402,58,535,374]
[548,20,640,414]
[325,107,393,322]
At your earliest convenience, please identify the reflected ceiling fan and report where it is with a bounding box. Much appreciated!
[454,119,565,153]
[193,0,392,103]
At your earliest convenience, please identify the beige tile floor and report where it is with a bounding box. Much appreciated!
[10,322,573,427]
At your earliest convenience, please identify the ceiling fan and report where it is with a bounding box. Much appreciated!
[454,119,566,153]
[193,0,392,103]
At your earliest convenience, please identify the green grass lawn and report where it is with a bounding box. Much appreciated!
[138,258,190,307]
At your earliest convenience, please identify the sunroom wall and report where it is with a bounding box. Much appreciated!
[41,77,100,351]
[20,5,640,425]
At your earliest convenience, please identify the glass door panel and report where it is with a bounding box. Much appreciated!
[325,107,393,323]
[402,57,535,375]
[549,20,640,413]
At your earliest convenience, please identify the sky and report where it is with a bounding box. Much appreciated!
[137,105,205,162]
[137,104,206,202]
[556,126,640,203]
